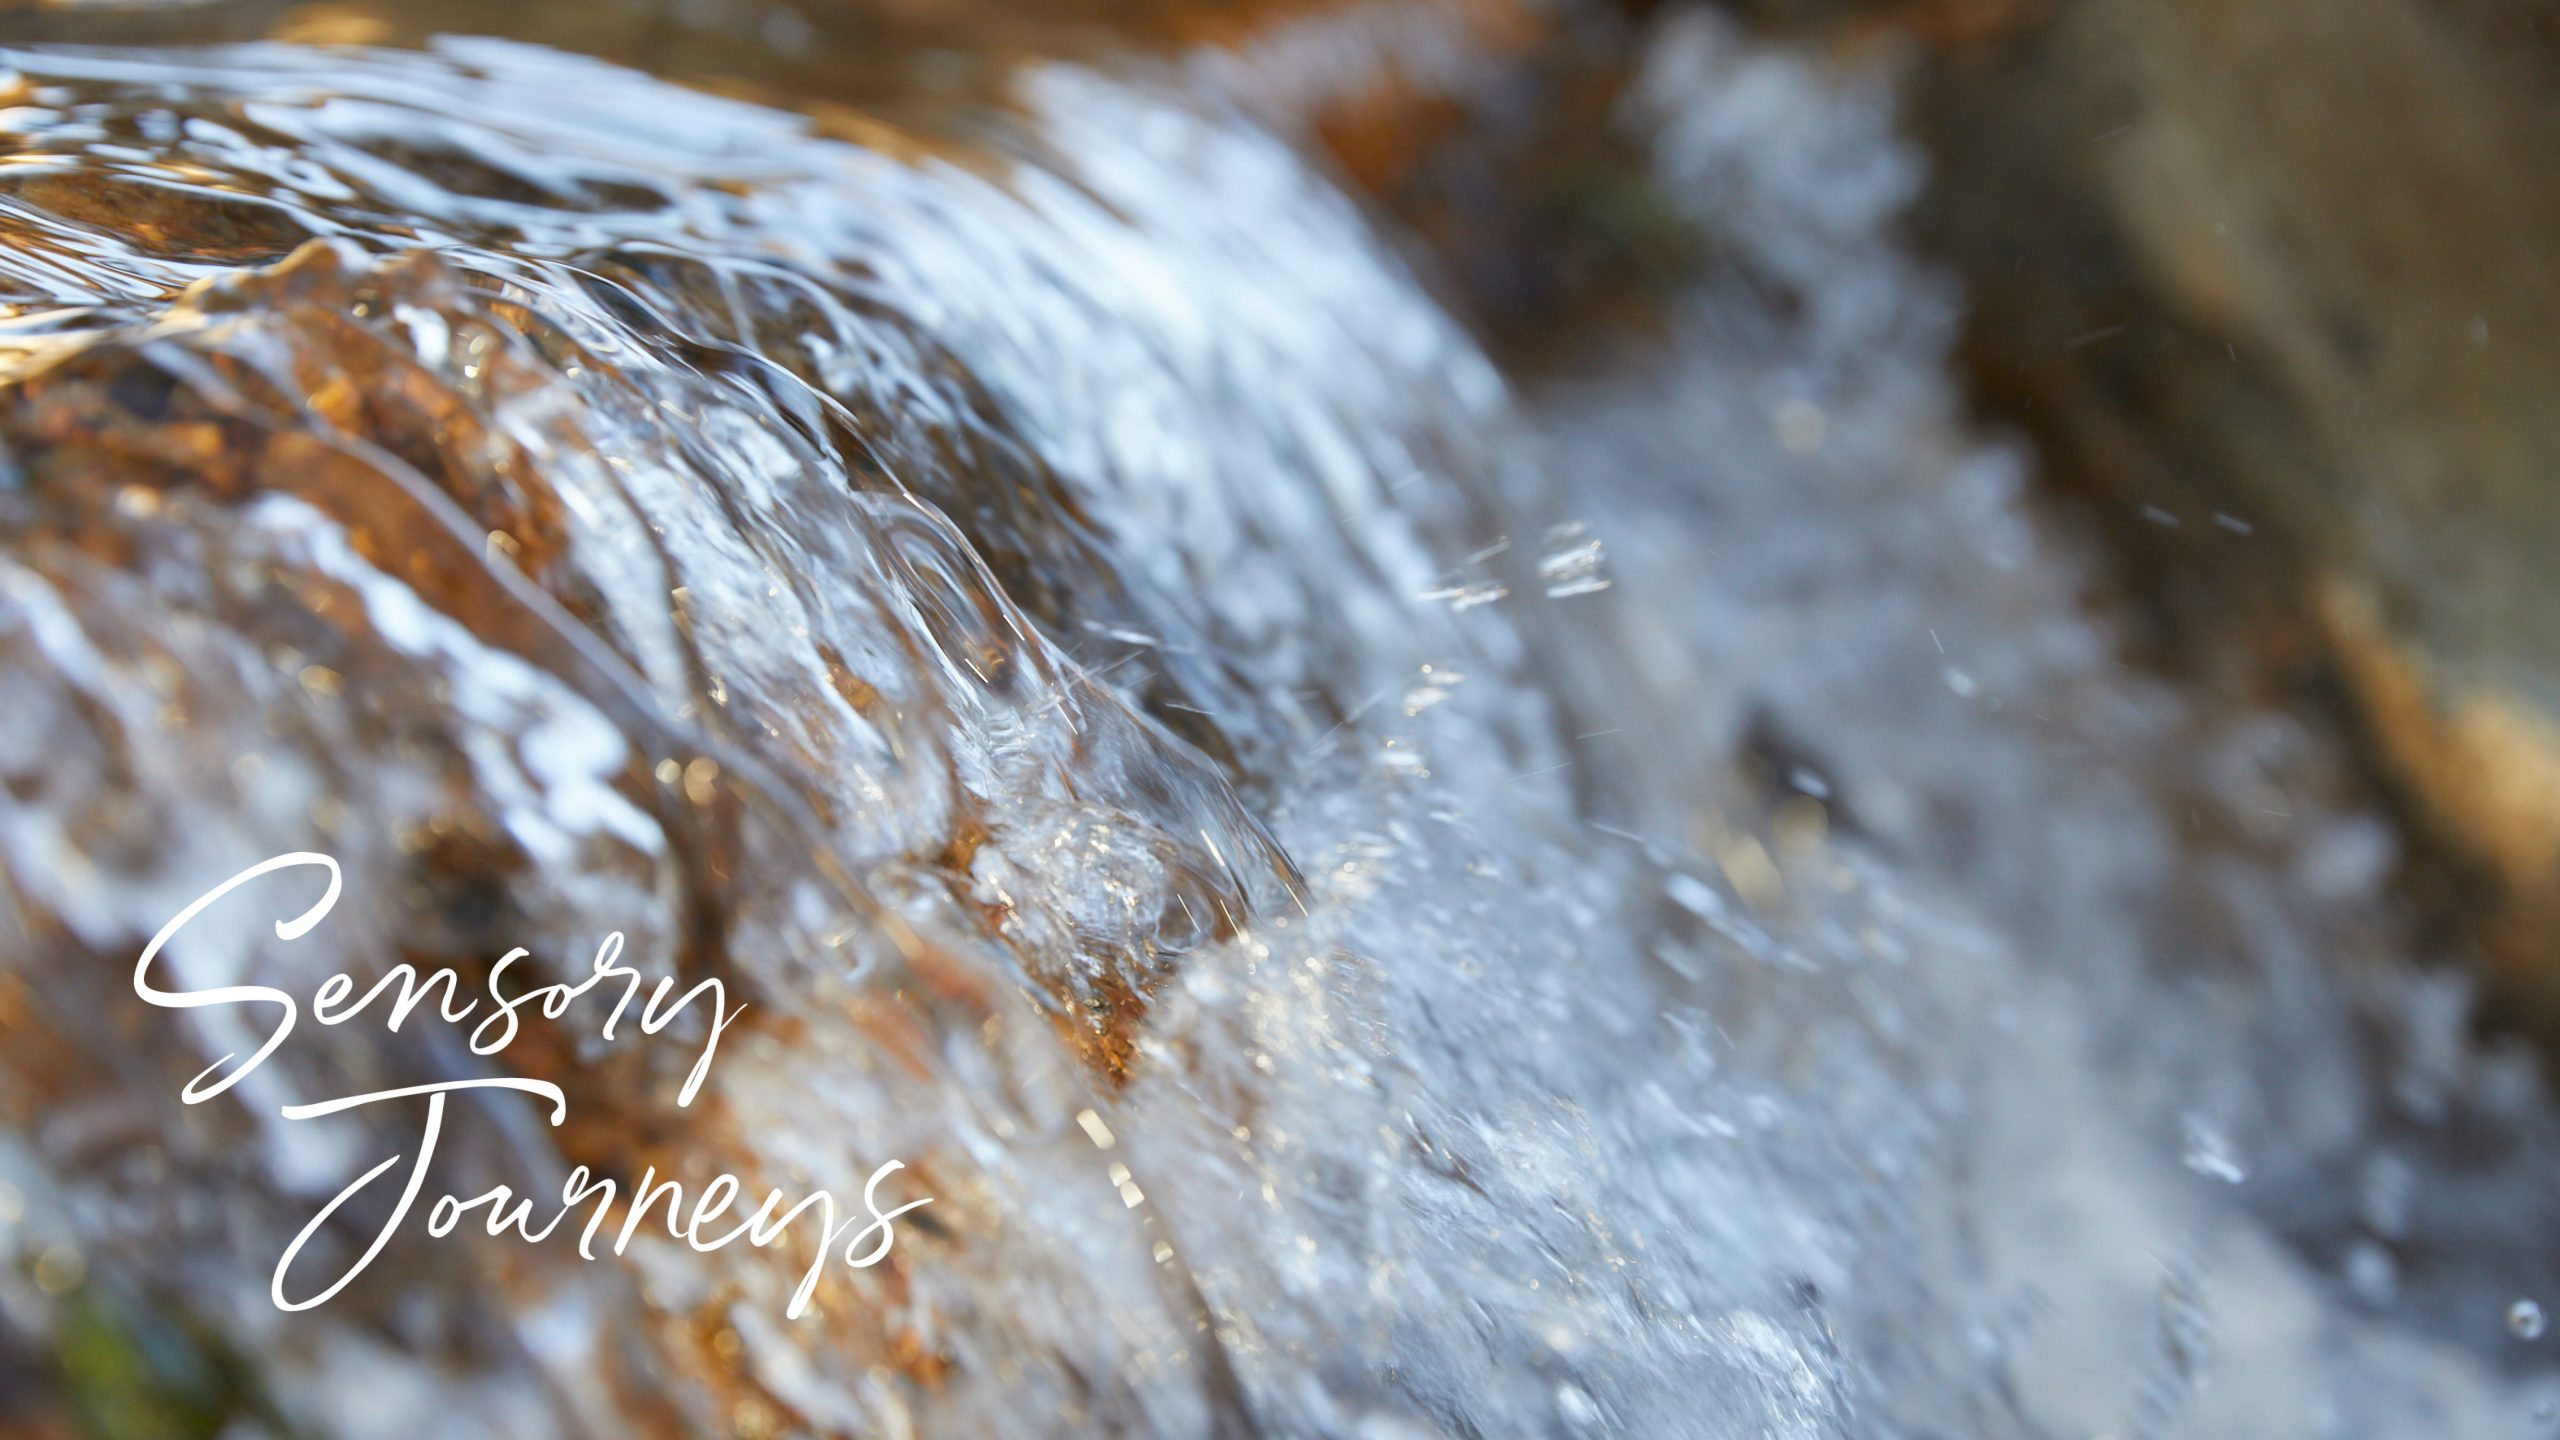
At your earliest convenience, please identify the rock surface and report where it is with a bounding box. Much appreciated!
[1807,0,2560,1029]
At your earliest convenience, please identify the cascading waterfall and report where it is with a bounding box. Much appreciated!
[0,10,2551,1438]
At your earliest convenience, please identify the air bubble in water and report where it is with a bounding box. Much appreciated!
[2511,1299,2547,1340]
[2344,1241,2398,1307]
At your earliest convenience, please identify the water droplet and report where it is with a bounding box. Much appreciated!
[1419,578,1509,611]
[1537,524,1610,598]
[2511,1299,2547,1341]
[2178,1114,2246,1184]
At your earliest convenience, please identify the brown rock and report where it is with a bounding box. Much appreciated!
[1844,0,2560,1027]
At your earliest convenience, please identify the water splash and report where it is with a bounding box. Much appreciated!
[0,10,2551,1440]
[0,26,1908,1438]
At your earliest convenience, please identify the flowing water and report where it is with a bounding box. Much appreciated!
[0,5,2552,1437]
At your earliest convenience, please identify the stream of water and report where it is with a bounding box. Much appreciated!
[0,5,2551,1436]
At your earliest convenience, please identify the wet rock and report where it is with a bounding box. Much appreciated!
[0,28,1918,1440]
[1735,0,2560,1031]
